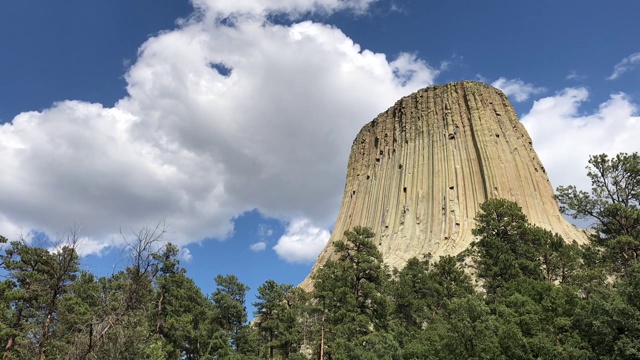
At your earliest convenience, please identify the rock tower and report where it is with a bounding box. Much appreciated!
[300,81,586,289]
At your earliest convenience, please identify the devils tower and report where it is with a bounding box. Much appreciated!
[300,81,587,289]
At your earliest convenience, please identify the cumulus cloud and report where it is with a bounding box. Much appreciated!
[521,88,640,192]
[179,247,193,262]
[250,242,267,252]
[273,219,329,263]
[74,237,112,257]
[491,77,545,102]
[391,53,442,87]
[46,233,111,257]
[607,52,640,80]
[0,1,438,256]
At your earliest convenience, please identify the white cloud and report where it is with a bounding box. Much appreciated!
[250,242,267,252]
[257,224,274,238]
[273,219,329,263]
[521,87,640,192]
[391,53,443,87]
[0,214,23,241]
[191,0,377,19]
[566,71,586,81]
[75,237,112,257]
[179,247,193,262]
[48,236,111,257]
[607,52,640,80]
[0,4,438,256]
[491,77,545,102]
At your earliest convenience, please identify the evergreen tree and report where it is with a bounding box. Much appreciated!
[253,280,307,359]
[152,243,212,359]
[557,152,640,275]
[471,198,545,297]
[414,296,506,360]
[312,226,391,359]
[0,236,79,360]
[391,255,473,330]
[391,256,432,329]
[211,274,250,354]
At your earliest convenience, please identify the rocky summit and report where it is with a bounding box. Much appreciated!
[301,81,587,289]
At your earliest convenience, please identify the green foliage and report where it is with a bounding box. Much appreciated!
[416,296,507,360]
[557,152,640,275]
[152,243,212,359]
[1,237,80,360]
[392,255,473,330]
[313,226,390,359]
[211,274,250,352]
[471,198,546,295]
[253,280,307,359]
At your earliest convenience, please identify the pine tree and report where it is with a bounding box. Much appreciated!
[557,152,640,276]
[312,226,390,359]
[471,198,545,297]
[253,280,307,359]
[0,235,79,360]
[211,274,250,354]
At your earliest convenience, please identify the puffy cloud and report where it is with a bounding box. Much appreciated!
[0,4,438,256]
[46,232,111,257]
[521,88,640,192]
[273,219,329,263]
[491,77,545,102]
[390,53,441,87]
[74,238,112,257]
[179,247,193,262]
[0,100,229,247]
[607,52,640,80]
[250,242,267,252]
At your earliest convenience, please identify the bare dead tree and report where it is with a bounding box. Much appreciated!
[120,220,169,312]
[121,219,168,279]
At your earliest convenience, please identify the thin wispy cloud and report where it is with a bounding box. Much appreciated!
[607,52,640,80]
[566,71,586,81]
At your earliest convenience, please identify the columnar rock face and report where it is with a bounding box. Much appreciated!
[300,81,587,290]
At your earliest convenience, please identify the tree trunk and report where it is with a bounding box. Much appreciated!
[39,290,61,360]
[3,302,25,360]
[39,311,54,360]
[268,329,274,359]
[80,318,115,360]
[319,314,325,360]
[156,291,164,334]
[2,337,16,360]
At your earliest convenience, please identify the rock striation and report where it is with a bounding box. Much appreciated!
[300,81,587,290]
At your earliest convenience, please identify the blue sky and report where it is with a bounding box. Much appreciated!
[1,0,639,308]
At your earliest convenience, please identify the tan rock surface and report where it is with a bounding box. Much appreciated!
[300,81,587,290]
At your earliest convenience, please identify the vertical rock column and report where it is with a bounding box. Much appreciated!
[300,81,586,290]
